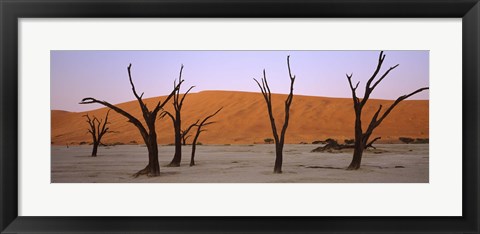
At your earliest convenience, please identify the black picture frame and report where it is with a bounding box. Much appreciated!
[1,0,478,233]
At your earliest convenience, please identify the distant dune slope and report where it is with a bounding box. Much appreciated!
[51,91,428,145]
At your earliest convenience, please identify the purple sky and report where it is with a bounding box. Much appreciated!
[51,50,429,112]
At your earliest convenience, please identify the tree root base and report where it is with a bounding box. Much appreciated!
[166,163,180,167]
[132,166,160,178]
[346,165,360,170]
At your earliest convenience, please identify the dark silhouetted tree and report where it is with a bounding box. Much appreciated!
[83,110,112,157]
[365,137,381,149]
[190,108,222,167]
[180,121,199,145]
[254,56,296,174]
[345,51,429,170]
[80,64,183,177]
[161,81,195,167]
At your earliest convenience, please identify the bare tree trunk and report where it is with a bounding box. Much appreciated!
[91,142,99,157]
[348,142,364,170]
[347,111,363,170]
[253,56,296,174]
[189,108,222,167]
[161,81,195,167]
[146,135,160,176]
[345,51,429,170]
[189,127,202,167]
[169,114,182,167]
[80,63,183,177]
[274,143,283,173]
[190,141,198,166]
[134,132,160,177]
[83,110,112,157]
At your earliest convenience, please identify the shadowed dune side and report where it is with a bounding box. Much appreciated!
[51,90,428,145]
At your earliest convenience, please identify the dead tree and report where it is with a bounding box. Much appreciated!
[161,81,195,167]
[365,137,381,149]
[254,56,296,174]
[311,137,380,152]
[80,64,183,177]
[181,121,199,145]
[83,110,112,157]
[190,108,222,166]
[346,51,429,170]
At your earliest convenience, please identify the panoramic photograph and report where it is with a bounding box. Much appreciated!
[51,50,429,183]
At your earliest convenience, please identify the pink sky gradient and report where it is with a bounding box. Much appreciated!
[51,50,429,112]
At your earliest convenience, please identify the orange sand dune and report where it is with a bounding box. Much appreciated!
[51,91,428,145]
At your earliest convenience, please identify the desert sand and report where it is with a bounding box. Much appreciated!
[51,91,428,145]
[51,144,428,183]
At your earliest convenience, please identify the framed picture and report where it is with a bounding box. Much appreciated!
[49,50,430,183]
[1,0,478,233]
